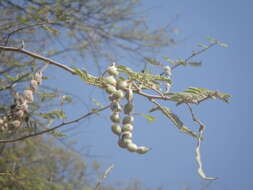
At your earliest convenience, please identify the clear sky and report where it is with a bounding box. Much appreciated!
[46,0,253,189]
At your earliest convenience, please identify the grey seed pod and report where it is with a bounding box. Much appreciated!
[127,142,138,152]
[107,65,119,76]
[125,88,133,102]
[112,90,124,100]
[117,80,128,90]
[164,66,172,76]
[105,85,117,94]
[104,76,117,86]
[111,123,122,135]
[122,138,132,146]
[137,146,150,154]
[121,131,133,139]
[124,102,134,114]
[34,71,43,84]
[122,123,134,132]
[23,90,34,104]
[122,116,134,124]
[110,102,122,112]
[10,120,21,128]
[110,112,121,123]
[30,79,39,92]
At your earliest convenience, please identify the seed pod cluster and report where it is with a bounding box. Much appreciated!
[104,64,150,154]
[0,70,44,131]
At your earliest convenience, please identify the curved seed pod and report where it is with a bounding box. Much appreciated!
[110,112,120,123]
[112,90,124,100]
[124,102,134,114]
[122,138,132,145]
[107,65,119,76]
[10,120,21,128]
[110,102,122,112]
[34,71,43,84]
[121,131,133,139]
[118,138,127,148]
[104,76,117,86]
[122,123,134,132]
[117,80,128,90]
[30,80,39,92]
[122,116,134,124]
[127,142,138,152]
[137,146,150,154]
[23,90,34,104]
[105,85,117,94]
[111,123,122,135]
[125,88,133,102]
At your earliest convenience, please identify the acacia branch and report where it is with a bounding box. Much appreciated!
[0,105,110,144]
[0,45,76,74]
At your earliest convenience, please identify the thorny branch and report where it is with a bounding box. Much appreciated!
[0,105,110,143]
[186,103,218,180]
[171,42,217,70]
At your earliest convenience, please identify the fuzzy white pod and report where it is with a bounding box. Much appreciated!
[121,131,133,139]
[107,65,119,76]
[117,80,128,90]
[164,66,172,76]
[127,142,138,152]
[110,102,122,112]
[23,90,34,104]
[137,146,150,154]
[104,76,117,86]
[110,112,121,123]
[112,90,125,100]
[122,124,134,132]
[111,123,122,135]
[30,79,39,92]
[105,85,117,94]
[122,116,134,124]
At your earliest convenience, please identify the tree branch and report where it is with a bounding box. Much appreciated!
[0,105,110,144]
[0,45,76,74]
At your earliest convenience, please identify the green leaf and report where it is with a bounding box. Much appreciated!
[144,57,163,66]
[140,114,156,123]
[40,110,66,120]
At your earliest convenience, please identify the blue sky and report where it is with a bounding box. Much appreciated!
[46,0,253,189]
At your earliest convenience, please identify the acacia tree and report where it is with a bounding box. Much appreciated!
[0,0,230,188]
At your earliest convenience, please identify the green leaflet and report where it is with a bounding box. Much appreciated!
[140,114,156,124]
[40,110,66,120]
[167,87,231,104]
[152,106,198,138]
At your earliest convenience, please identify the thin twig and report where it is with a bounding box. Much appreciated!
[95,164,115,190]
[0,105,110,143]
[172,42,217,70]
